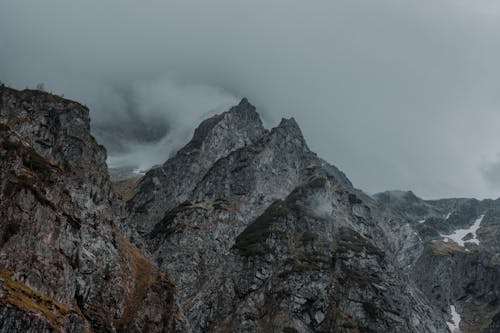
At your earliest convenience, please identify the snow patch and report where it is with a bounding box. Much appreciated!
[132,168,146,176]
[447,305,461,333]
[418,219,426,224]
[440,214,484,247]
[445,212,452,220]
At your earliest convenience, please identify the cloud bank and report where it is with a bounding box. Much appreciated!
[1,0,500,199]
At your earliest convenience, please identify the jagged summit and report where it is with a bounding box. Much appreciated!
[178,99,308,162]
[273,116,308,149]
[179,97,264,155]
[225,97,258,118]
[277,117,301,133]
[127,99,269,234]
[126,98,341,236]
[235,97,253,109]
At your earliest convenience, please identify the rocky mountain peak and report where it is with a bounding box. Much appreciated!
[268,116,309,152]
[276,116,301,135]
[127,98,268,234]
[178,97,264,156]
[236,96,253,109]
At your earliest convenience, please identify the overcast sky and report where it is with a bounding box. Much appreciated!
[1,0,500,199]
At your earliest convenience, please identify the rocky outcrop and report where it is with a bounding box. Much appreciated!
[126,98,267,236]
[127,99,446,332]
[376,191,500,332]
[0,86,182,332]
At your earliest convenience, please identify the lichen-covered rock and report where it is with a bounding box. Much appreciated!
[0,86,182,332]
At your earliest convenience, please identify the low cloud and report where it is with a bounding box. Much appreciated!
[1,0,500,199]
[482,157,500,190]
[94,77,238,170]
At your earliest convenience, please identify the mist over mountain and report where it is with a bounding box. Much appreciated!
[2,1,500,198]
[4,1,500,332]
[2,87,500,332]
[92,77,239,170]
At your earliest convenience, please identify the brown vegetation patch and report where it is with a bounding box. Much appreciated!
[459,302,500,333]
[0,268,76,330]
[430,240,466,256]
[336,227,385,258]
[115,234,174,328]
[112,177,141,202]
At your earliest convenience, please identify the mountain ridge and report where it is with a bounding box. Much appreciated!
[124,97,446,332]
[1,85,499,332]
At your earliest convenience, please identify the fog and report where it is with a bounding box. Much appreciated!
[1,0,500,199]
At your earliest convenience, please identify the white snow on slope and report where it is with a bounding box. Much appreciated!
[418,219,426,224]
[447,305,461,333]
[132,168,146,176]
[445,212,452,220]
[441,214,484,247]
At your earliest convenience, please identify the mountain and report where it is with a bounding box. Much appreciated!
[127,100,445,332]
[0,86,184,332]
[374,191,500,332]
[0,84,499,332]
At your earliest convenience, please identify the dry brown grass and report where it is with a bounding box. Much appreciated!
[112,177,141,202]
[0,268,75,330]
[430,240,466,256]
[114,233,173,327]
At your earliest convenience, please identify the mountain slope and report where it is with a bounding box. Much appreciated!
[375,191,500,332]
[126,98,267,237]
[0,86,183,332]
[127,99,446,332]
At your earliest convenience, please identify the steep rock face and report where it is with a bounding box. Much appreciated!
[126,98,267,236]
[144,115,322,330]
[0,86,182,332]
[226,180,442,333]
[130,99,446,332]
[376,191,500,333]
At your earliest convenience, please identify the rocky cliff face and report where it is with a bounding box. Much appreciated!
[126,98,267,237]
[375,191,500,332]
[126,99,447,332]
[0,86,183,332]
[1,85,498,332]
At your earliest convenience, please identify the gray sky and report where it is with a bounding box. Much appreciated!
[1,0,500,199]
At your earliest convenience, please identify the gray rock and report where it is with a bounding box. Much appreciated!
[126,97,267,236]
[376,191,500,332]
[137,99,446,332]
[0,86,183,332]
